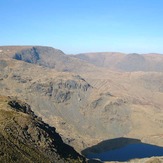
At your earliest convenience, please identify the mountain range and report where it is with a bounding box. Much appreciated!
[0,46,163,162]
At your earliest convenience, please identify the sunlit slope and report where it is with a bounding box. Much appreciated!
[73,52,163,72]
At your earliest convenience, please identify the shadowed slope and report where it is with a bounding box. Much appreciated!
[0,96,86,163]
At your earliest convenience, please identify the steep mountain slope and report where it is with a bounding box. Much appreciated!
[0,58,96,150]
[73,52,163,72]
[0,57,163,152]
[0,95,86,163]
[0,46,163,162]
[0,46,97,73]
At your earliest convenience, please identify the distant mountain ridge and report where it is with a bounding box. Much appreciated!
[2,45,163,72]
[0,46,97,73]
[73,52,163,72]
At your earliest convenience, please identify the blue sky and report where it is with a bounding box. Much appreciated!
[0,0,163,54]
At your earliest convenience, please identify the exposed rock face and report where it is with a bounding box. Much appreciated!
[8,46,96,72]
[30,79,91,103]
[13,46,64,68]
[8,99,35,116]
[0,96,86,163]
[14,47,40,64]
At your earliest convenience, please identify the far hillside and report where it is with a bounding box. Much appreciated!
[72,52,163,72]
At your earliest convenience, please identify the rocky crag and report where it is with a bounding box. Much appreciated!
[0,95,86,163]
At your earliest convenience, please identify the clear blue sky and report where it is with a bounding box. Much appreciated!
[1,0,163,54]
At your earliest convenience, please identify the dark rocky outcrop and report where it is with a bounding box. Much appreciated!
[13,46,65,69]
[8,99,35,116]
[30,78,92,103]
[13,47,40,64]
[0,96,86,163]
[8,46,96,72]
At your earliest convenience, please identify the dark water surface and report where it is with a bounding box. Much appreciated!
[87,143,163,162]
